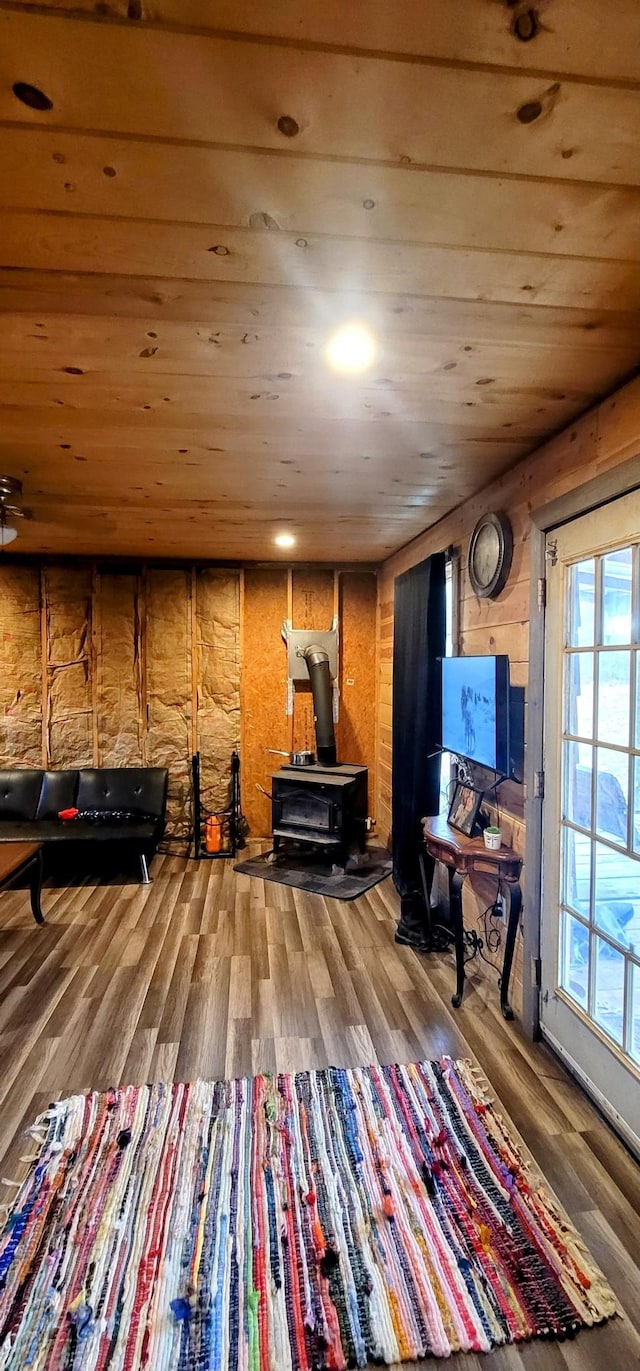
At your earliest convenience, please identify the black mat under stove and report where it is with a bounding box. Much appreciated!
[234,844,391,900]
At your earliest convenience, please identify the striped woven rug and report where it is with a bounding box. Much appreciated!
[0,1060,617,1368]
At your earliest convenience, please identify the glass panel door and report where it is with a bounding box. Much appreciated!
[541,492,640,1157]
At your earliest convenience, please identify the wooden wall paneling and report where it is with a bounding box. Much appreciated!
[241,569,290,837]
[460,573,530,628]
[1,12,637,184]
[291,570,335,754]
[375,375,640,1003]
[335,573,377,802]
[43,565,93,767]
[145,568,192,833]
[95,570,145,767]
[0,565,43,767]
[194,568,241,811]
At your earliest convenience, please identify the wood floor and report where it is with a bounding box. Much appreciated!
[1,852,639,1370]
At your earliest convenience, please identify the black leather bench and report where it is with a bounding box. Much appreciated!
[0,767,168,883]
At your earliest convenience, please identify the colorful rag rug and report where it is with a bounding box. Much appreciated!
[0,1060,617,1369]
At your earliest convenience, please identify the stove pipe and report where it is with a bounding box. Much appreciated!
[303,644,337,766]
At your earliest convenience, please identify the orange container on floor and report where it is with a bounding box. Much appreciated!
[205,815,223,853]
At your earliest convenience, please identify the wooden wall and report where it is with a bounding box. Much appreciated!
[0,561,377,839]
[376,375,640,1000]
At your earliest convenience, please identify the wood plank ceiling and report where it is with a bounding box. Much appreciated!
[0,0,638,562]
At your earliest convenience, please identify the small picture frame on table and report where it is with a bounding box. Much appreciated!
[448,781,483,837]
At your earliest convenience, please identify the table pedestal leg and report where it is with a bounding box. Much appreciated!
[449,868,466,1008]
[500,882,522,1021]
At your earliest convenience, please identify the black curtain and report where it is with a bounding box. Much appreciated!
[392,552,445,944]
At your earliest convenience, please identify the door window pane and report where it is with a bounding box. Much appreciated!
[560,910,589,1010]
[631,965,640,1066]
[601,548,632,645]
[633,756,640,856]
[635,652,640,748]
[567,559,595,647]
[562,825,591,917]
[597,651,630,747]
[563,741,593,829]
[593,842,639,951]
[565,652,593,738]
[593,935,625,1045]
[595,747,629,843]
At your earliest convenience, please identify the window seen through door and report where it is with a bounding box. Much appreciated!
[560,543,640,1062]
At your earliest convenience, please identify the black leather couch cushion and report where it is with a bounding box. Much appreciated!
[75,767,167,818]
[35,770,78,820]
[0,766,167,864]
[0,818,160,843]
[0,769,44,821]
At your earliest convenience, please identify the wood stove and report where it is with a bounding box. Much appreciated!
[271,763,367,866]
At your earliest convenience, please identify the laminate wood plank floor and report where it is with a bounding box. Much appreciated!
[1,854,639,1370]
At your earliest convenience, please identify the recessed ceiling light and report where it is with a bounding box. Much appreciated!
[325,322,379,374]
[274,532,296,549]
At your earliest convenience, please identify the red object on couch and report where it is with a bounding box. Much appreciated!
[58,807,79,821]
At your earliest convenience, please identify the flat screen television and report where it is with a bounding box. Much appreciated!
[441,654,510,776]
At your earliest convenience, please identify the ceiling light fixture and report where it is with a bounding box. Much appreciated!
[0,475,32,550]
[274,532,296,549]
[325,322,378,375]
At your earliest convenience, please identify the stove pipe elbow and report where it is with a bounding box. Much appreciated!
[303,644,337,767]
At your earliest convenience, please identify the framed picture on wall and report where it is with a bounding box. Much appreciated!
[448,781,483,837]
